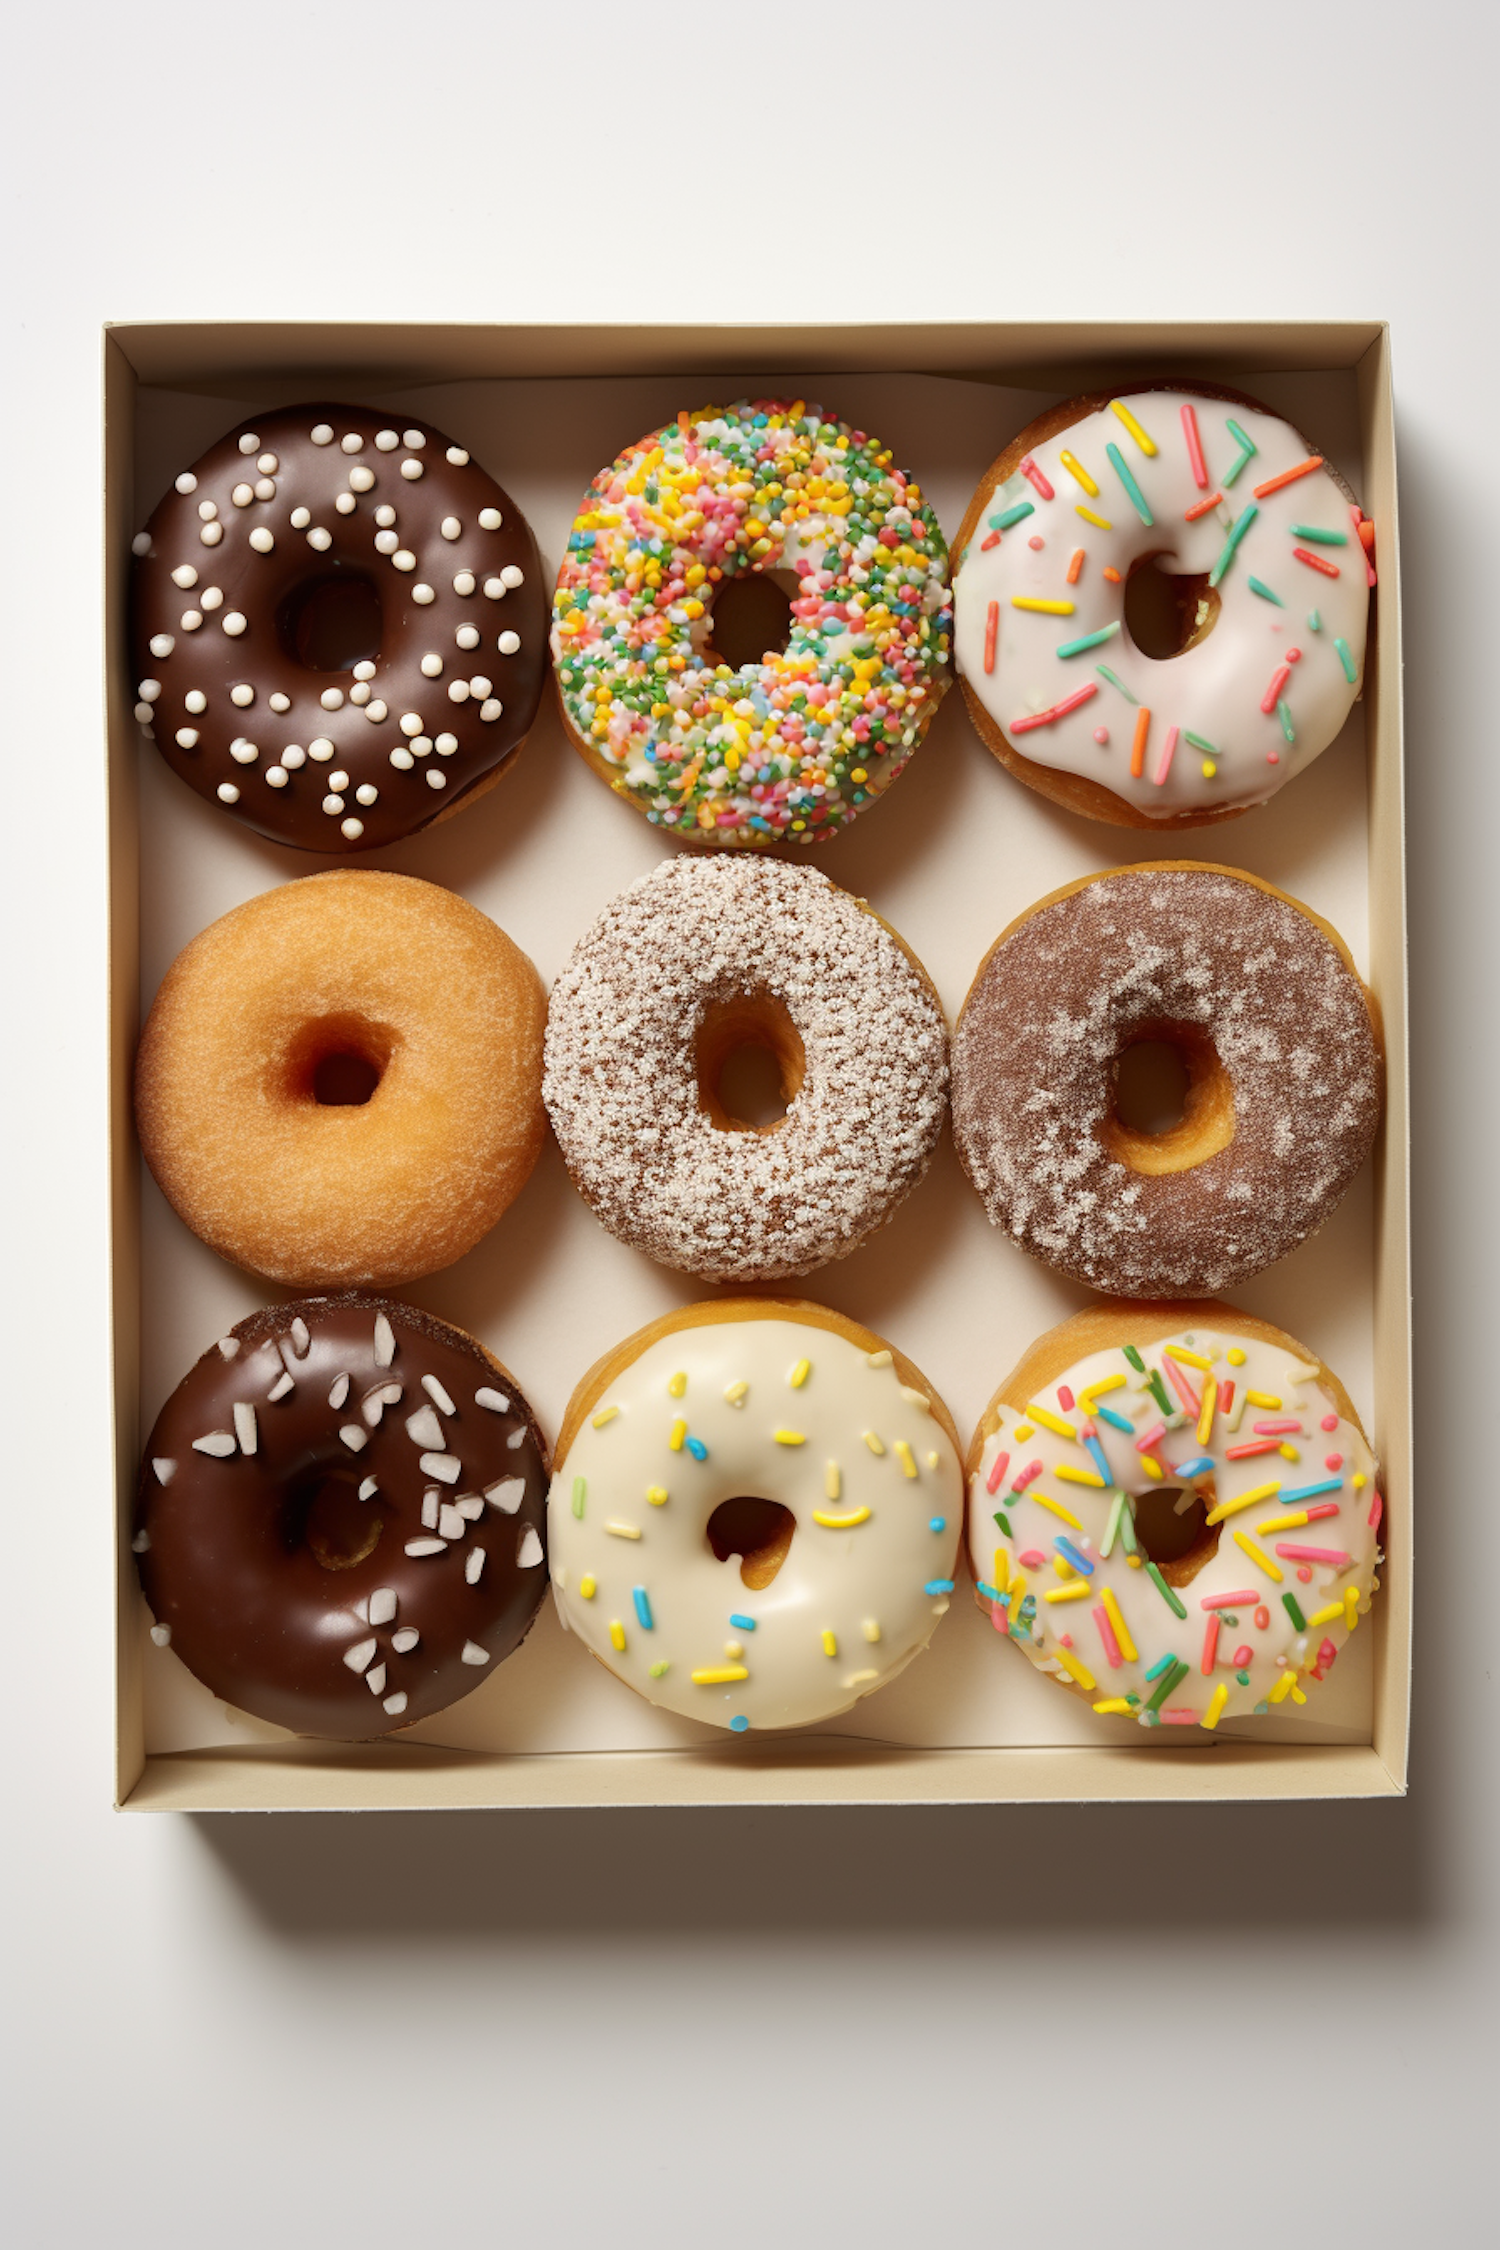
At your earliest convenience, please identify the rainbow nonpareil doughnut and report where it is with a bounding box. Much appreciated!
[953,386,1375,828]
[966,1303,1383,1728]
[551,399,952,843]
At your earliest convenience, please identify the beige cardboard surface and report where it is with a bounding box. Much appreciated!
[107,323,1407,1809]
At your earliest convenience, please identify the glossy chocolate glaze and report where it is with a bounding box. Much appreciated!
[134,1295,550,1739]
[129,405,548,852]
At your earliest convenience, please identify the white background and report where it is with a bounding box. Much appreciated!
[3,3,1495,2242]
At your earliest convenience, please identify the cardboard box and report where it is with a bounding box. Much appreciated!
[105,322,1409,1810]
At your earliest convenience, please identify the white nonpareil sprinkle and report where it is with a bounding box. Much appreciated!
[392,549,416,572]
[483,576,505,599]
[375,428,399,451]
[404,1538,446,1558]
[132,1528,151,1553]
[420,1489,439,1529]
[501,564,524,588]
[249,528,275,554]
[133,532,152,556]
[135,705,156,726]
[320,687,345,710]
[353,659,376,681]
[469,675,492,698]
[232,483,254,508]
[400,458,424,480]
[238,433,259,455]
[281,744,306,768]
[322,795,345,816]
[254,479,275,500]
[404,429,426,448]
[198,499,218,521]
[270,692,291,712]
[419,1451,460,1484]
[358,1476,380,1500]
[426,770,446,790]
[335,493,357,516]
[171,564,198,588]
[456,624,480,650]
[447,680,470,703]
[399,711,423,737]
[446,446,469,465]
[374,504,396,527]
[516,1526,544,1569]
[222,611,247,636]
[328,1373,350,1410]
[175,472,198,493]
[257,452,278,474]
[306,528,332,553]
[200,587,224,610]
[150,1623,172,1647]
[391,1627,420,1654]
[368,1587,398,1626]
[506,1427,526,1448]
[438,1503,465,1541]
[374,531,399,555]
[138,678,162,700]
[475,1387,510,1413]
[455,1496,485,1521]
[349,684,370,704]
[150,633,175,658]
[453,570,475,596]
[290,505,311,528]
[435,732,458,754]
[478,507,502,531]
[343,1637,378,1674]
[465,1547,485,1584]
[412,584,435,604]
[364,700,389,724]
[230,738,259,763]
[422,1374,456,1416]
[441,517,461,540]
[498,629,521,655]
[461,1641,489,1666]
[390,747,413,770]
[355,784,378,806]
[341,818,365,842]
[216,782,239,803]
[180,612,203,632]
[175,729,200,750]
[267,1369,293,1398]
[309,737,335,761]
[382,1691,408,1716]
[339,1424,368,1453]
[340,432,364,454]
[265,767,288,789]
[232,1400,258,1455]
[485,1476,524,1514]
[348,465,375,492]
[480,699,503,722]
[193,1431,237,1458]
[231,684,255,706]
[151,1457,176,1485]
[420,653,443,677]
[366,1664,387,1696]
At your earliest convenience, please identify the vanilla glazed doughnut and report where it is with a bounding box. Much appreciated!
[136,871,546,1289]
[953,385,1375,828]
[965,1301,1382,1728]
[548,1301,963,1732]
[543,855,948,1282]
[951,864,1381,1298]
[135,1295,550,1739]
[551,398,952,843]
[130,403,547,850]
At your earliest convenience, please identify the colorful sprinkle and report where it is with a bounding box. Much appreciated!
[1209,502,1259,587]
[1221,419,1258,487]
[1059,450,1099,496]
[1055,622,1121,659]
[1009,682,1099,733]
[632,1587,654,1630]
[1254,455,1323,499]
[1105,442,1154,527]
[1110,399,1158,456]
[1180,401,1209,488]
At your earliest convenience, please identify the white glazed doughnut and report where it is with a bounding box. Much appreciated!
[953,386,1375,828]
[966,1302,1383,1728]
[548,1301,964,1733]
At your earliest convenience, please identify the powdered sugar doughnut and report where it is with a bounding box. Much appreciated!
[543,856,948,1282]
[951,863,1381,1297]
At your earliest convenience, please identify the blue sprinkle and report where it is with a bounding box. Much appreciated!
[928,1515,947,1533]
[1282,1477,1344,1504]
[1096,1405,1134,1434]
[1144,1653,1177,1683]
[728,1613,756,1632]
[975,1581,1001,1601]
[988,499,1035,531]
[924,1578,956,1596]
[685,1435,708,1462]
[729,1714,750,1733]
[1053,1536,1095,1577]
[632,1586,654,1631]
[1082,1434,1113,1483]
[1175,1455,1216,1479]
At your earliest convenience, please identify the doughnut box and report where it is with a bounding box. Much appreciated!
[103,320,1409,1811]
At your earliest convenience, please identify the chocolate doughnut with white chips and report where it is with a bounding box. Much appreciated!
[134,1295,550,1739]
[129,405,547,851]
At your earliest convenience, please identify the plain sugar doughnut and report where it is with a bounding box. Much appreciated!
[136,871,546,1288]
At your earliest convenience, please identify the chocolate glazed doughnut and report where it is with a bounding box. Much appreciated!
[134,1296,550,1739]
[129,404,548,851]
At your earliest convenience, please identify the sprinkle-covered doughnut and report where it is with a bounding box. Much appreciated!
[550,399,952,844]
[136,871,547,1289]
[953,386,1374,828]
[951,864,1381,1298]
[548,1301,963,1733]
[130,404,547,851]
[966,1302,1382,1728]
[543,855,949,1282]
[135,1295,550,1739]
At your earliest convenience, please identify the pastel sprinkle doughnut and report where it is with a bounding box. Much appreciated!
[135,1294,550,1740]
[951,864,1381,1298]
[549,1300,964,1733]
[966,1301,1382,1728]
[550,398,952,843]
[543,855,949,1282]
[130,403,547,851]
[953,385,1374,828]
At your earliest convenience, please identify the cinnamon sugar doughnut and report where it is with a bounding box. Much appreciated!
[136,871,546,1288]
[951,863,1381,1297]
[542,856,948,1282]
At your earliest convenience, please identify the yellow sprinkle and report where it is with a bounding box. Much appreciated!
[863,1431,885,1456]
[1306,1600,1345,1629]
[1081,1374,1127,1402]
[844,1668,880,1687]
[813,1506,872,1529]
[1030,1490,1084,1530]
[1043,1582,1091,1604]
[1126,1553,1143,1569]
[724,1380,748,1407]
[1054,1555,1076,1581]
[605,1521,641,1541]
[667,1370,686,1398]
[1093,1698,1135,1715]
[821,1629,838,1658]
[1060,449,1099,496]
[1258,1510,1310,1535]
[774,1428,806,1447]
[1202,1682,1229,1731]
[609,1620,626,1650]
[647,1485,668,1507]
[590,1405,620,1428]
[1055,1463,1107,1488]
[1352,1472,1367,1489]
[893,1440,918,1480]
[1101,1585,1138,1662]
[862,1619,881,1643]
[691,1666,749,1685]
[1141,1453,1164,1480]
[1269,1669,1298,1705]
[789,1358,811,1389]
[1053,1646,1097,1691]
[1109,398,1159,455]
[1205,1480,1281,1526]
[1074,505,1114,529]
[1196,1382,1217,1447]
[1027,1403,1078,1439]
[1345,1588,1361,1630]
[1012,1423,1034,1442]
[724,1641,743,1660]
[926,1449,940,1470]
[824,1460,841,1501]
[1166,1344,1214,1370]
[992,1547,1010,1593]
[1245,1390,1283,1410]
[1227,1348,1247,1366]
[669,1419,686,1452]
[1233,1531,1283,1582]
[1278,1443,1301,1462]
[579,1574,596,1600]
[1012,596,1076,616]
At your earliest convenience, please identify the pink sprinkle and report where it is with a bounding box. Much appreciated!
[1200,1589,1259,1610]
[1255,1605,1271,1630]
[1226,1439,1281,1461]
[1321,1413,1339,1432]
[1020,453,1056,501]
[1163,1709,1200,1724]
[1202,1617,1220,1675]
[1060,1633,1075,1649]
[1287,646,1302,662]
[1180,401,1209,489]
[985,1449,1011,1496]
[1163,1358,1201,1416]
[1276,1544,1351,1566]
[1231,1645,1253,1668]
[989,1599,1010,1634]
[1325,1452,1343,1471]
[1019,1549,1046,1570]
[1135,1420,1168,1453]
[1297,1566,1312,1584]
[1260,663,1292,715]
[1318,1637,1339,1669]
[1028,535,1045,551]
[1219,1380,1235,1416]
[1010,682,1099,734]
[1153,724,1180,788]
[1013,1460,1044,1491]
[1093,726,1109,744]
[1305,1502,1341,1522]
[1057,1385,1075,1411]
[1368,1492,1383,1530]
[1254,1418,1303,1436]
[1093,1604,1124,1669]
[1267,749,1281,764]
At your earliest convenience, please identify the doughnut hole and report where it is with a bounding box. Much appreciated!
[293,1469,384,1571]
[1122,553,1220,661]
[696,994,806,1132]
[1100,1019,1234,1177]
[705,568,797,669]
[706,1495,796,1590]
[1130,1482,1219,1588]
[279,1013,395,1108]
[277,568,383,672]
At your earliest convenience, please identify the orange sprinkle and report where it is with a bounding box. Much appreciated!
[983,599,999,674]
[1102,564,1122,584]
[1252,456,1323,499]
[1130,706,1151,779]
[1184,490,1224,521]
[1066,548,1085,584]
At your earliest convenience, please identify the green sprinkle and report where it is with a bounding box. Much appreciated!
[1105,441,1154,528]
[1184,730,1220,757]
[1143,1653,1177,1683]
[1097,664,1139,705]
[1290,524,1348,545]
[1209,503,1259,588]
[1055,622,1121,659]
[1123,1345,1145,1371]
[1236,1670,1251,1686]
[1277,698,1296,743]
[1282,1591,1307,1631]
[1222,418,1259,487]
[1102,1489,1127,1559]
[1119,1496,1138,1556]
[1334,636,1358,683]
[1248,576,1284,606]
[571,1476,586,1518]
[1146,1561,1188,1620]
[1147,1370,1173,1416]
[648,1660,671,1678]
[1307,609,1323,631]
[989,500,1035,531]
[993,1511,1012,1537]
[1145,1659,1190,1713]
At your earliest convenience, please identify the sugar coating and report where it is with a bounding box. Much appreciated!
[543,856,949,1281]
[951,869,1380,1296]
